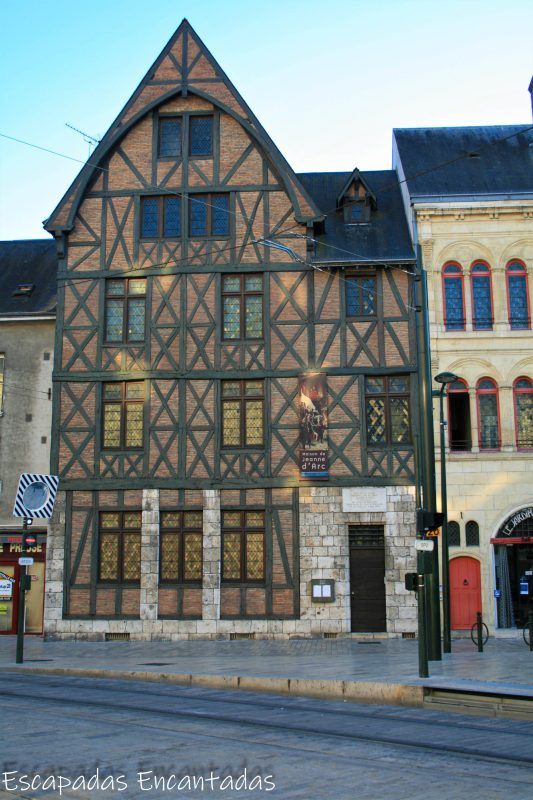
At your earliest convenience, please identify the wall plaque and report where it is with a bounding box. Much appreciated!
[342,487,387,513]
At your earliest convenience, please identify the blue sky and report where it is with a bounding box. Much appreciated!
[1,0,532,240]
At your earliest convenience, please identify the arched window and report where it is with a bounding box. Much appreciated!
[447,379,471,451]
[514,377,533,449]
[443,263,465,331]
[448,521,460,547]
[465,521,479,546]
[476,378,500,450]
[506,261,530,330]
[470,262,493,330]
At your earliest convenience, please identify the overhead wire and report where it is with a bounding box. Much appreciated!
[3,122,531,287]
[3,123,531,398]
[3,123,532,315]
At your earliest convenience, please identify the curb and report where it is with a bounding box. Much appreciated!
[2,666,425,707]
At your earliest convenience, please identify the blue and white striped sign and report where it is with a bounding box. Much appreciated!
[12,473,59,519]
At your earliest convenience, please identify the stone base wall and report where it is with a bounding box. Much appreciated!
[298,485,417,636]
[44,484,417,640]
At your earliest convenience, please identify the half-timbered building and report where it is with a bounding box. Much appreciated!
[44,20,418,640]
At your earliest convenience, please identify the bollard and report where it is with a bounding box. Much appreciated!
[529,611,533,653]
[476,611,483,653]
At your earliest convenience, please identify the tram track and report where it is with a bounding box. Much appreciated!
[2,674,533,770]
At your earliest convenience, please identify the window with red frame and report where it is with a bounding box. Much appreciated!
[506,262,530,330]
[447,379,471,451]
[443,263,465,331]
[471,263,493,330]
[477,378,499,449]
[514,377,533,449]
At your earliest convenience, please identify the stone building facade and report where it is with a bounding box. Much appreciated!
[43,20,419,640]
[0,240,57,635]
[394,120,533,635]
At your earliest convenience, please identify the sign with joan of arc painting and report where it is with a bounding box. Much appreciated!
[298,372,329,479]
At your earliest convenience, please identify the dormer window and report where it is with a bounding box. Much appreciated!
[337,169,376,226]
[344,199,370,224]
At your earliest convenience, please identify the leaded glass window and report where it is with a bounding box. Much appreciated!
[159,118,182,157]
[222,510,265,583]
[346,273,376,316]
[190,116,213,157]
[448,521,460,547]
[471,262,493,330]
[477,378,499,450]
[507,262,530,330]
[158,115,213,159]
[443,263,465,331]
[105,279,146,343]
[222,274,263,340]
[365,376,411,446]
[102,381,144,450]
[465,521,480,547]
[141,196,181,238]
[514,377,533,449]
[159,510,203,583]
[98,511,141,583]
[222,380,264,448]
[189,193,229,237]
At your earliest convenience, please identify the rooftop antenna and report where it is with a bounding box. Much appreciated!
[65,123,101,157]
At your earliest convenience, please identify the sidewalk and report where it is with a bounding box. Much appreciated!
[1,636,532,707]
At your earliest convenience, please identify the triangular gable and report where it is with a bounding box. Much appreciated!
[45,20,322,233]
[336,169,377,209]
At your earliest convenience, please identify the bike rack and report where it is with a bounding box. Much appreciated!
[470,611,489,652]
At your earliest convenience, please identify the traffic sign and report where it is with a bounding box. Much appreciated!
[18,557,34,566]
[13,474,59,519]
[415,539,435,552]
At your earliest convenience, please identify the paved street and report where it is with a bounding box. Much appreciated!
[1,673,533,799]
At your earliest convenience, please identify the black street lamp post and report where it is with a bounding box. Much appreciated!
[434,371,457,654]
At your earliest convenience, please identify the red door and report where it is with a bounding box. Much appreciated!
[450,556,481,629]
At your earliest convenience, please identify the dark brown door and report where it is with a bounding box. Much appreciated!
[349,526,386,632]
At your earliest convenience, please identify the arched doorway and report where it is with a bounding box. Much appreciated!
[450,556,481,629]
[491,507,533,628]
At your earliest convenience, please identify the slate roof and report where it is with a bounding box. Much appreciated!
[297,170,415,264]
[393,125,533,199]
[0,240,57,316]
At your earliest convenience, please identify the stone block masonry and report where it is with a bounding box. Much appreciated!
[44,485,417,640]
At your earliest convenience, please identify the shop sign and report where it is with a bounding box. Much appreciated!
[0,580,13,598]
[298,372,329,480]
[499,507,533,537]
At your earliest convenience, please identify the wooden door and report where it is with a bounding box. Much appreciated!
[349,527,386,632]
[450,556,481,629]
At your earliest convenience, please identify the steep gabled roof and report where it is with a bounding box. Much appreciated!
[393,125,533,199]
[336,168,377,209]
[0,240,57,316]
[298,171,415,264]
[45,20,322,233]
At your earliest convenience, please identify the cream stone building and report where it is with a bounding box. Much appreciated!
[394,122,533,635]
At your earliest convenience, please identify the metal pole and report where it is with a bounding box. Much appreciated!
[415,256,441,661]
[417,574,428,678]
[440,386,451,654]
[15,519,27,664]
[476,611,484,653]
[528,611,533,653]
